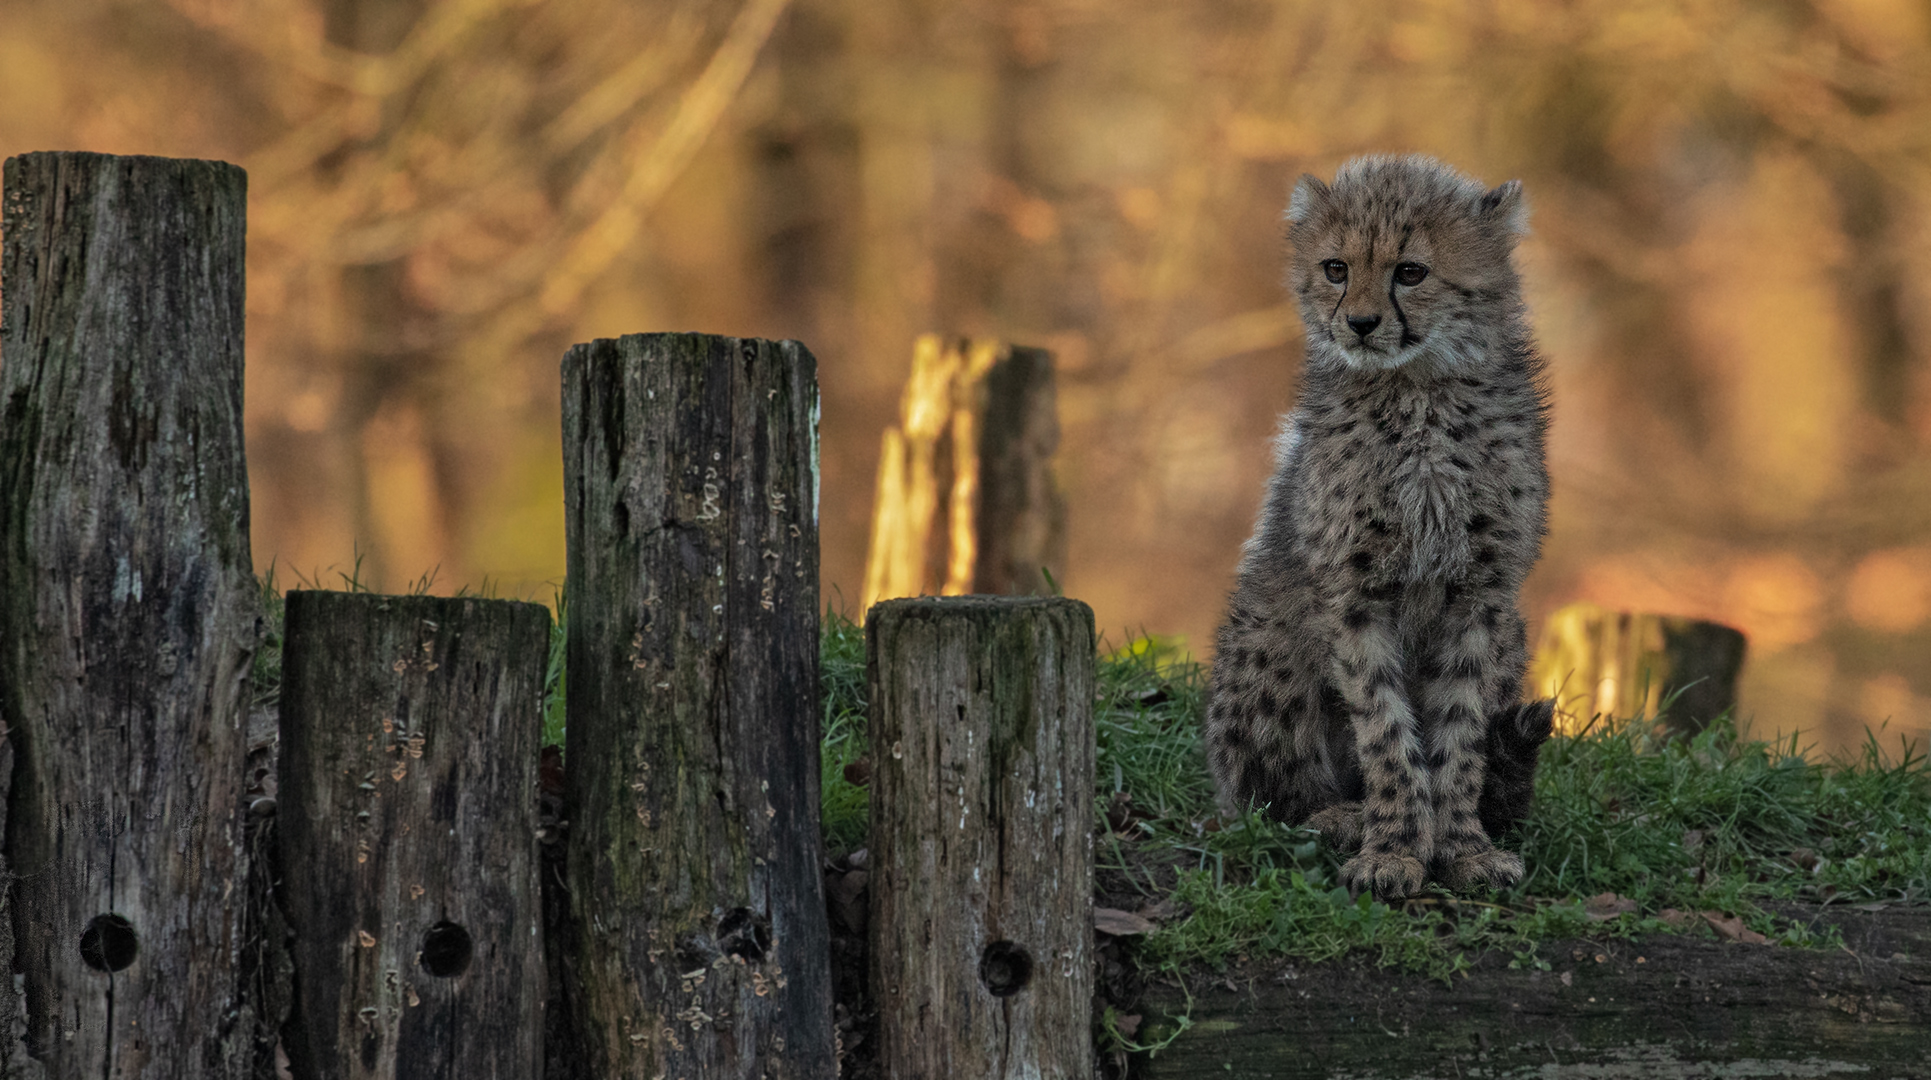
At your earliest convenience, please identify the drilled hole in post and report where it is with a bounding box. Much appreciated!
[419,921,473,978]
[716,907,772,961]
[978,940,1033,997]
[79,914,138,972]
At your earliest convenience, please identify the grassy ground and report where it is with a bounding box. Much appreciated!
[817,613,1931,994]
[255,584,1931,990]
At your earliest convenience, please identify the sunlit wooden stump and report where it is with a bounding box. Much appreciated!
[861,334,1066,612]
[1528,601,1747,738]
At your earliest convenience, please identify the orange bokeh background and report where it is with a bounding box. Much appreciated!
[4,0,1929,755]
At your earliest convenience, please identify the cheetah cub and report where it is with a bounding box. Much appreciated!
[1205,155,1553,900]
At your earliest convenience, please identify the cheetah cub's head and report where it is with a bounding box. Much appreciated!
[1287,155,1528,373]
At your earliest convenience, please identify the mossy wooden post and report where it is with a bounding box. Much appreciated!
[867,596,1096,1080]
[559,333,834,1078]
[276,592,549,1079]
[861,335,1066,610]
[0,152,256,1078]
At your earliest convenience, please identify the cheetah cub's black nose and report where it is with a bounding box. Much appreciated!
[1346,315,1381,338]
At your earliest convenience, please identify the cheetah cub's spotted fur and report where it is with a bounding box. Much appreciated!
[1206,155,1554,900]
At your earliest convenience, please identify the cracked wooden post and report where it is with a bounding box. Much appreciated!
[0,151,257,1079]
[559,333,834,1078]
[276,592,549,1079]
[867,596,1096,1080]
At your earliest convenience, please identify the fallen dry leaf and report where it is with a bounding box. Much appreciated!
[1583,892,1639,922]
[1700,910,1770,945]
[1658,908,1692,929]
[1094,907,1159,937]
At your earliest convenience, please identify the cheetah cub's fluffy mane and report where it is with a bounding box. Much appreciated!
[1206,155,1553,901]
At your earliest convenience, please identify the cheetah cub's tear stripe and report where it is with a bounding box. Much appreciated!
[1205,155,1554,901]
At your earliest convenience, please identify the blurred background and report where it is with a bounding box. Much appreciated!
[3,0,1929,755]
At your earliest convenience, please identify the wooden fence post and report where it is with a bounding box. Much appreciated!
[275,592,549,1079]
[867,596,1096,1080]
[862,335,1066,611]
[0,151,256,1079]
[559,333,834,1078]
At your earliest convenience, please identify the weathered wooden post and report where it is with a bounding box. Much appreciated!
[559,333,834,1078]
[867,596,1096,1080]
[862,335,1066,610]
[276,592,549,1079]
[0,152,257,1078]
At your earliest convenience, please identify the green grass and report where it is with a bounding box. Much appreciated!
[253,577,1931,985]
[820,611,870,854]
[1514,710,1931,912]
[817,626,1931,987]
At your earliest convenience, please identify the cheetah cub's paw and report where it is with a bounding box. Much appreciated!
[1437,846,1525,892]
[1304,802,1364,852]
[1340,850,1428,901]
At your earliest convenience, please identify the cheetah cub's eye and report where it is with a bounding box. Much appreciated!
[1394,262,1429,287]
[1321,260,1348,284]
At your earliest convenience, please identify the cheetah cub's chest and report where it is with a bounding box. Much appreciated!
[1299,377,1525,585]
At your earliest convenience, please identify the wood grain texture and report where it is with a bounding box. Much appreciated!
[276,592,549,1080]
[559,332,834,1079]
[1139,906,1931,1079]
[0,151,256,1079]
[867,596,1096,1080]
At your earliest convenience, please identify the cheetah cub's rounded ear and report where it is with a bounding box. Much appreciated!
[1286,174,1331,225]
[1479,179,1530,237]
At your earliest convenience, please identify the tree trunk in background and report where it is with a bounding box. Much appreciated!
[0,151,257,1079]
[1527,602,1747,738]
[276,592,548,1080]
[867,596,1096,1080]
[559,333,834,1079]
[862,335,1065,611]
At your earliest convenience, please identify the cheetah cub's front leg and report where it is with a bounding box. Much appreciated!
[1421,601,1524,892]
[1331,605,1431,900]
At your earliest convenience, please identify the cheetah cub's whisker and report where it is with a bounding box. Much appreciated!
[1205,155,1555,901]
